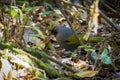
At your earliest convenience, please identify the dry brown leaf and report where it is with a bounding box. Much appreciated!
[35,39,46,48]
[72,20,81,31]
[74,60,86,69]
[7,70,12,80]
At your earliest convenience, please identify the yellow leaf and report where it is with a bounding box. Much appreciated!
[7,70,12,80]
[74,70,98,78]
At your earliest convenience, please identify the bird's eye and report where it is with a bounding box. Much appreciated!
[51,28,58,36]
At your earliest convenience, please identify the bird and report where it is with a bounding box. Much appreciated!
[51,25,102,51]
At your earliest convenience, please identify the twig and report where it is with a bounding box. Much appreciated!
[94,32,120,48]
[99,11,118,31]
[55,0,84,45]
[104,0,120,12]
[101,1,117,14]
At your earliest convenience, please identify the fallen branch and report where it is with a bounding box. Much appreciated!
[23,47,76,72]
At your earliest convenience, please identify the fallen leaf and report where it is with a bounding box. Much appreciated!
[7,70,12,80]
[74,70,98,78]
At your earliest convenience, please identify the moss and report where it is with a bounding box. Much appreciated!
[59,77,73,80]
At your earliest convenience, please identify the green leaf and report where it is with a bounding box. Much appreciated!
[41,11,52,16]
[10,6,19,18]
[10,6,23,19]
[78,45,94,52]
[32,26,45,40]
[54,9,61,14]
[103,56,112,64]
[18,8,23,19]
[100,49,108,58]
[71,51,77,57]
[31,35,38,41]
[35,70,44,79]
[78,45,93,49]
[45,42,55,51]
[23,7,32,12]
[48,21,53,30]
[44,3,52,8]
[100,49,112,64]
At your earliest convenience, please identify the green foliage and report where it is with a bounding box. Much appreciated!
[22,6,40,12]
[91,49,112,64]
[48,21,53,30]
[54,8,61,14]
[0,0,118,79]
[100,49,112,64]
[45,42,55,51]
[78,45,94,52]
[44,3,53,8]
[0,43,13,51]
[59,77,73,80]
[41,11,52,16]
[71,50,77,57]
[32,26,45,40]
[10,6,23,18]
[34,70,46,79]
[10,6,18,18]
[23,7,32,12]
